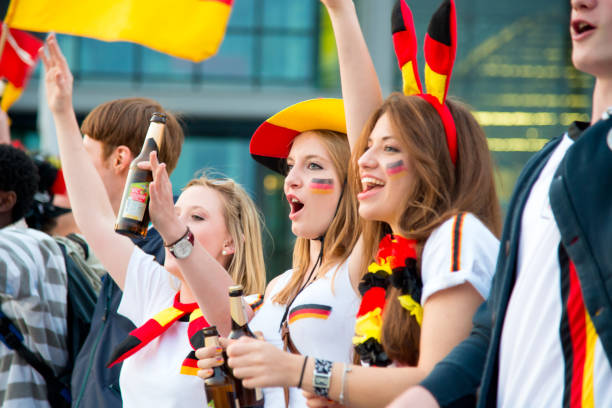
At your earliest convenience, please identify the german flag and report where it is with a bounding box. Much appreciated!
[309,178,334,194]
[288,304,331,324]
[5,0,233,62]
[0,23,43,111]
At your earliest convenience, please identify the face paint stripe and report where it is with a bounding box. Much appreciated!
[309,178,334,193]
[386,160,407,176]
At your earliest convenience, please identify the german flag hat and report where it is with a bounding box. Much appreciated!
[250,98,346,174]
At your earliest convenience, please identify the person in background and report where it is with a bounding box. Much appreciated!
[0,144,68,407]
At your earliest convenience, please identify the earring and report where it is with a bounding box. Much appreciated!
[222,250,227,256]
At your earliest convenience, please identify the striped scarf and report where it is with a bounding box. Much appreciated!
[107,292,209,376]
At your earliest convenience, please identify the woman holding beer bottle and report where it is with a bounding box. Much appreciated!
[41,35,266,407]
[198,97,365,408]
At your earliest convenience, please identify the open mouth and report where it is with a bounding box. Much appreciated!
[288,196,304,216]
[572,20,595,35]
[360,177,385,193]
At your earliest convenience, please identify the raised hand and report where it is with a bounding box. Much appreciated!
[137,151,177,237]
[39,33,74,115]
[320,0,353,11]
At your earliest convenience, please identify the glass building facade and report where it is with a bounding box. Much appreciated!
[10,0,593,279]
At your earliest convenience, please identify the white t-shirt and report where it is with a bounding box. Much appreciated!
[421,213,499,306]
[249,259,359,408]
[117,247,207,408]
[498,134,612,407]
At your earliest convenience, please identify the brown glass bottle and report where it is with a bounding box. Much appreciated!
[203,326,239,408]
[114,112,166,238]
[227,285,264,408]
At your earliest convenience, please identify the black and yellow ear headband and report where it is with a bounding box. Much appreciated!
[391,0,458,165]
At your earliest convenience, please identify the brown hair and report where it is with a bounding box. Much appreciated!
[274,130,361,304]
[185,173,266,295]
[81,98,184,174]
[351,93,501,365]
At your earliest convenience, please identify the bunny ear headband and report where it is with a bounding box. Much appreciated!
[391,0,458,165]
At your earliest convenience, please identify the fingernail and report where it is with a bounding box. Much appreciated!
[216,357,224,363]
[215,347,223,353]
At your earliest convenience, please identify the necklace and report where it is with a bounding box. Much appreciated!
[353,234,421,366]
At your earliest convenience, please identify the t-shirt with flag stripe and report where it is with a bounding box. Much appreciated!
[0,225,68,408]
[498,134,612,407]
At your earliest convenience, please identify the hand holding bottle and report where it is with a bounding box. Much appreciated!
[225,336,303,389]
[136,150,184,242]
[196,337,235,379]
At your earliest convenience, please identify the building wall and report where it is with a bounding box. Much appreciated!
[8,0,593,280]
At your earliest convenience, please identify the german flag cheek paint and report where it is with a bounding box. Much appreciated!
[386,160,408,177]
[309,178,334,194]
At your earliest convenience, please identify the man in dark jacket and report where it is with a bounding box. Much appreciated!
[389,0,612,406]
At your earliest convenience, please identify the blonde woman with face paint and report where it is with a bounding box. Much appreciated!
[196,98,363,408]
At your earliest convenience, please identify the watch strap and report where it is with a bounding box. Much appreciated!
[313,358,332,397]
[165,227,191,248]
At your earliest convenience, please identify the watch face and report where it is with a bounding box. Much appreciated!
[173,239,193,259]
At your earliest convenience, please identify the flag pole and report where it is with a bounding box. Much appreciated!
[0,23,9,106]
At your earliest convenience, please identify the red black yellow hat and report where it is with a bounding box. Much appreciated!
[249,98,346,173]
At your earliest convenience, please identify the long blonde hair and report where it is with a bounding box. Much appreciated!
[185,174,266,295]
[274,130,361,304]
[351,94,501,364]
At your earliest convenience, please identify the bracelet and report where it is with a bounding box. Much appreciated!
[339,363,352,405]
[312,358,333,397]
[164,226,190,247]
[297,356,309,388]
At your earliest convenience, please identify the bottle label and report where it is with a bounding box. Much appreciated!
[122,182,149,221]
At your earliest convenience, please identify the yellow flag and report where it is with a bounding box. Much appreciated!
[5,0,233,62]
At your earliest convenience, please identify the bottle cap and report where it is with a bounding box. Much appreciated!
[229,285,244,296]
[150,112,167,124]
[202,326,219,337]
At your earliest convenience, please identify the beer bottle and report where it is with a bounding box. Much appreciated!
[203,326,239,408]
[227,285,264,408]
[114,112,166,238]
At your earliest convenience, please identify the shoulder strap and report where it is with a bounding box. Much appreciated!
[0,307,71,405]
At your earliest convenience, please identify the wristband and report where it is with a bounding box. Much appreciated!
[312,358,333,397]
[297,356,309,389]
[339,363,352,405]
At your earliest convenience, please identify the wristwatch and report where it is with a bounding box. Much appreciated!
[165,227,194,259]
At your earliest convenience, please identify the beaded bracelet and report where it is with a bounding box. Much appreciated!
[312,358,333,397]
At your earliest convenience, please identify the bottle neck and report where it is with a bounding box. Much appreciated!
[229,295,247,328]
[142,121,165,150]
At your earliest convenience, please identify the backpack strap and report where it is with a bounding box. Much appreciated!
[0,307,72,406]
